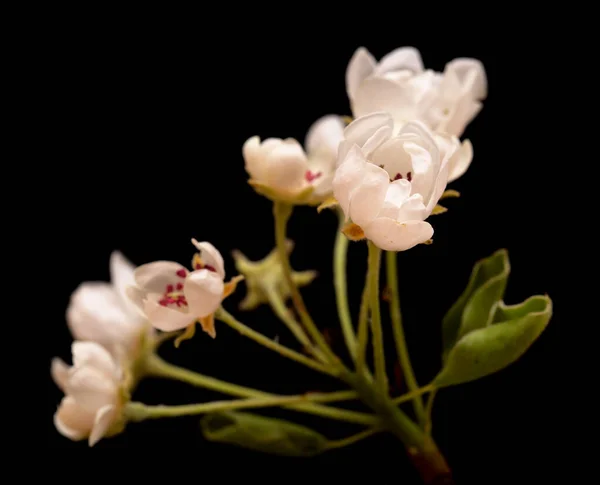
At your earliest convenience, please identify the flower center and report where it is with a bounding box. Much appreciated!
[159,280,187,307]
[305,170,322,183]
[380,165,412,183]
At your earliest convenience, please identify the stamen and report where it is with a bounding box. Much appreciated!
[407,171,412,182]
[176,269,187,278]
[176,283,183,291]
[167,284,174,293]
[305,170,322,183]
[393,173,403,181]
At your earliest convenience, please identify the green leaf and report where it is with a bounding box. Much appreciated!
[442,249,510,363]
[200,411,330,457]
[434,295,552,388]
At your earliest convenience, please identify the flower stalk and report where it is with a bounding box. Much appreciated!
[386,250,426,424]
[367,241,387,393]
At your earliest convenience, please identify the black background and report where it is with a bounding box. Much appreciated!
[44,17,563,485]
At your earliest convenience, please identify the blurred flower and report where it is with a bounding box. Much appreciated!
[333,112,458,251]
[51,342,127,446]
[66,251,152,360]
[346,46,487,137]
[243,115,345,204]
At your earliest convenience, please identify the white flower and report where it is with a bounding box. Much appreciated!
[346,46,487,138]
[51,341,125,446]
[127,239,242,338]
[66,251,152,360]
[243,114,345,203]
[333,112,459,251]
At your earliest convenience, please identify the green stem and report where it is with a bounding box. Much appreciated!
[424,389,437,436]
[126,395,311,422]
[392,384,434,405]
[355,273,370,375]
[273,201,340,366]
[341,370,424,449]
[334,209,358,360]
[386,250,426,424]
[215,307,335,376]
[265,285,326,363]
[144,354,375,425]
[325,427,381,450]
[367,241,387,393]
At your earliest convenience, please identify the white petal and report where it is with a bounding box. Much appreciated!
[185,270,225,318]
[344,111,394,149]
[370,137,414,180]
[305,114,345,160]
[109,251,144,322]
[352,77,419,124]
[54,396,94,441]
[66,282,136,347]
[438,98,482,137]
[125,285,147,316]
[444,58,487,99]
[364,218,434,251]
[311,171,334,197]
[143,294,195,331]
[51,357,70,392]
[396,194,428,222]
[332,145,368,217]
[66,366,117,413]
[377,179,412,219]
[72,341,120,382]
[397,121,439,160]
[448,139,473,182]
[191,239,225,279]
[348,163,389,228]
[425,159,450,215]
[89,404,117,447]
[345,47,376,101]
[265,140,308,192]
[134,261,188,293]
[243,136,268,183]
[375,46,423,76]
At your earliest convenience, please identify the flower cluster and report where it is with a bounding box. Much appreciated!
[244,46,486,250]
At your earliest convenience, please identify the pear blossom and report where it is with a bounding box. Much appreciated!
[333,112,461,251]
[346,46,487,138]
[243,114,345,203]
[66,251,152,360]
[51,341,125,446]
[127,239,242,339]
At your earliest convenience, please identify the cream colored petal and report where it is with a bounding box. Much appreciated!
[344,111,394,150]
[265,140,308,192]
[109,251,145,323]
[444,58,487,99]
[184,270,225,318]
[134,261,188,293]
[305,114,345,159]
[51,358,70,392]
[348,163,389,227]
[332,145,368,217]
[353,77,419,124]
[54,396,94,441]
[345,47,377,101]
[89,404,117,447]
[364,218,434,252]
[190,239,225,279]
[66,282,136,346]
[66,366,118,413]
[448,139,473,182]
[143,294,194,331]
[396,194,428,222]
[243,136,269,183]
[72,341,120,382]
[375,46,423,76]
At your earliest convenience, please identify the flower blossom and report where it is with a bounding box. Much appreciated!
[66,251,152,360]
[346,46,487,138]
[127,239,242,341]
[243,115,345,204]
[333,112,468,251]
[52,341,126,446]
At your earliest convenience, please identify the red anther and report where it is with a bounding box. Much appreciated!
[393,173,403,181]
[176,269,187,278]
[204,264,216,272]
[166,284,174,293]
[305,170,322,182]
[176,283,183,291]
[407,171,412,182]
